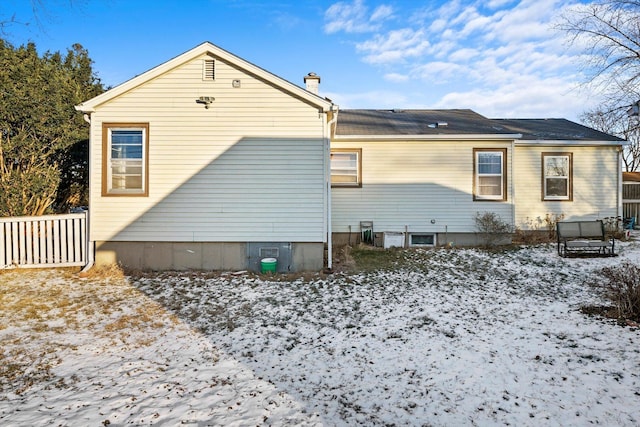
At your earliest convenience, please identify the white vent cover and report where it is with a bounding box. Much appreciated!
[203,59,215,80]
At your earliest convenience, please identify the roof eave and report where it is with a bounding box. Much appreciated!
[514,139,628,146]
[333,133,523,141]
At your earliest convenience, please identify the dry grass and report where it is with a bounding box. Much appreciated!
[78,262,126,280]
[0,268,176,397]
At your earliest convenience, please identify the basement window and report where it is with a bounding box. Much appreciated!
[410,233,436,246]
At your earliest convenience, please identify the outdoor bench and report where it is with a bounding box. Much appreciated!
[556,220,615,257]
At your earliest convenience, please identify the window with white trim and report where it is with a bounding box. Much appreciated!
[543,152,572,200]
[103,123,149,196]
[474,148,506,201]
[331,149,361,187]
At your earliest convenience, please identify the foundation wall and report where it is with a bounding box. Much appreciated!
[95,241,324,272]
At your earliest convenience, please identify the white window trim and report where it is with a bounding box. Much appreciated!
[474,149,505,201]
[331,149,362,187]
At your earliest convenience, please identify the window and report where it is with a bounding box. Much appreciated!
[474,148,506,201]
[102,123,149,196]
[331,149,361,187]
[542,152,572,200]
[410,233,436,246]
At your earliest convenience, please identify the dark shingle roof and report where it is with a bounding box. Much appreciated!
[335,109,624,142]
[493,118,624,141]
[335,109,515,136]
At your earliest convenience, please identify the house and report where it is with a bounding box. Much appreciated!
[75,42,336,272]
[76,41,626,271]
[331,110,625,247]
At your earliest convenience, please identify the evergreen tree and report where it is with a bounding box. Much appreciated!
[0,40,103,216]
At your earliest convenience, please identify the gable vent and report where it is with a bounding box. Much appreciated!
[203,59,215,80]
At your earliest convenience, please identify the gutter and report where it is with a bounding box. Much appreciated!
[333,133,523,141]
[515,140,628,147]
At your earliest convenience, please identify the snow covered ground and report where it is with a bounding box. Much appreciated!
[1,242,639,426]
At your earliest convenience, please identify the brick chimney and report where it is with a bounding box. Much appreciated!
[304,72,320,95]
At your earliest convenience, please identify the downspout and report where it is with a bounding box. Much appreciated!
[618,145,623,219]
[326,105,339,271]
[80,113,95,273]
[511,139,516,231]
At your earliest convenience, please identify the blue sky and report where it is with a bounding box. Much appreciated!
[3,0,595,120]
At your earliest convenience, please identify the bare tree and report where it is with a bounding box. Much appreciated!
[581,102,640,171]
[557,1,640,170]
[0,0,41,33]
[1,1,86,36]
[556,1,640,96]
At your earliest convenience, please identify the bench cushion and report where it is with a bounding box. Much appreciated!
[566,240,591,247]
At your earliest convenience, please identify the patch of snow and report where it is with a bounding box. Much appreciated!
[1,243,640,426]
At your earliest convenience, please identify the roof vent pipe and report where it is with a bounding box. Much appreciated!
[304,72,321,95]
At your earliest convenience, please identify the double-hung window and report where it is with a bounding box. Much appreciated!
[103,123,149,196]
[474,148,506,201]
[331,149,362,187]
[542,152,572,200]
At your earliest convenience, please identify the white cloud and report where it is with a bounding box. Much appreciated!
[448,47,480,62]
[356,28,430,64]
[486,0,516,9]
[324,89,410,109]
[370,4,394,22]
[324,0,393,34]
[412,61,468,84]
[435,75,596,120]
[323,0,599,119]
[384,73,409,83]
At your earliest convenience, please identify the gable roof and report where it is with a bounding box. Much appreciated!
[335,109,521,139]
[493,118,624,142]
[75,41,333,113]
[334,109,625,145]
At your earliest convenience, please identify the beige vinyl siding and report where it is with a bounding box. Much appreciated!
[331,139,513,234]
[90,54,327,242]
[513,145,619,228]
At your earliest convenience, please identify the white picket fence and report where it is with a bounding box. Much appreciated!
[0,212,89,269]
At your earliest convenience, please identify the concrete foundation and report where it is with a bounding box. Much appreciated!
[95,241,324,272]
[331,231,512,248]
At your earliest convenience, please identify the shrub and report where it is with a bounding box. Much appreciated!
[590,262,640,322]
[474,212,513,247]
[513,213,565,245]
[602,216,625,240]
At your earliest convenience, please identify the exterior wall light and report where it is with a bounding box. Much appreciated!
[196,96,215,108]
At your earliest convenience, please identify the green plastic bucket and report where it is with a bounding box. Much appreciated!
[261,257,277,274]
